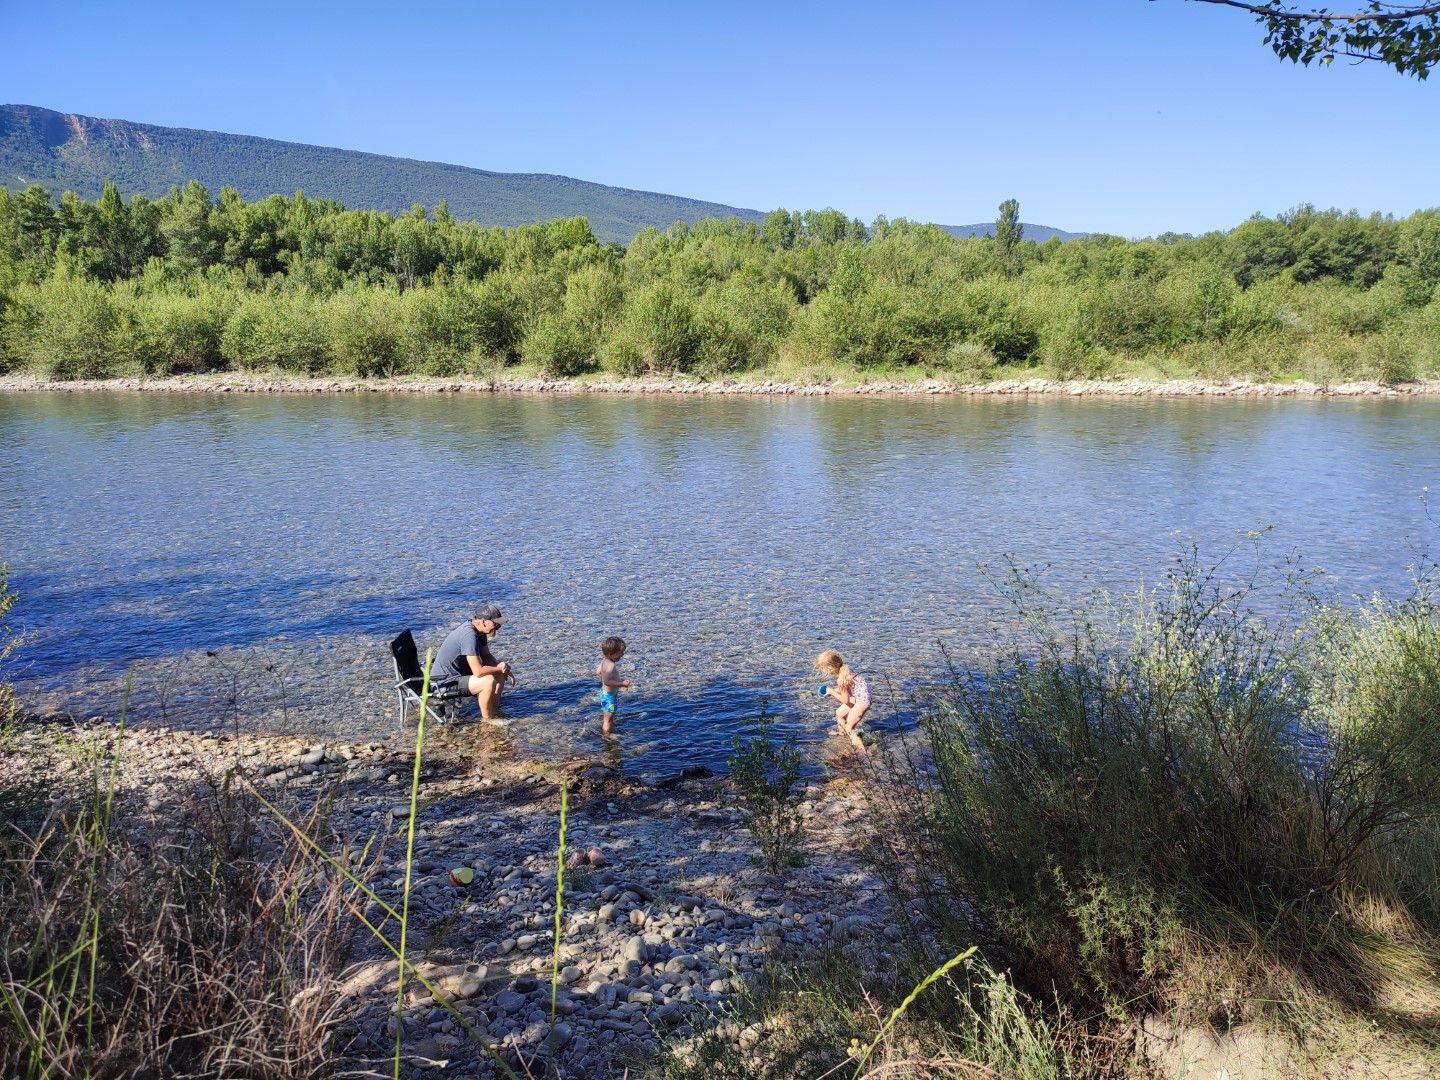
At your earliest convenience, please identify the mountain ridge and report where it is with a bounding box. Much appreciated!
[1,104,1085,244]
[0,104,766,243]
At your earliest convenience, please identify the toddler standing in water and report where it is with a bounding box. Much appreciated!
[596,637,631,736]
[816,648,871,753]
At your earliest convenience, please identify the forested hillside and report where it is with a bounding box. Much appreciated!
[0,105,764,244]
[0,178,1435,386]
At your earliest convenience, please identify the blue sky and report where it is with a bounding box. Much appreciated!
[4,0,1434,237]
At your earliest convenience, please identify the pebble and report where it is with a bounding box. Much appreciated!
[494,990,526,1013]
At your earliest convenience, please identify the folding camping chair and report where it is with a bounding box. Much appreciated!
[389,630,466,730]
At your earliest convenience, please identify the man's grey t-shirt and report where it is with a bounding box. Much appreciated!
[432,622,488,681]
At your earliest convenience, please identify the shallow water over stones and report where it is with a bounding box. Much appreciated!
[2,391,1436,779]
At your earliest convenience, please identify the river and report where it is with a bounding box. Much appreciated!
[1,391,1435,779]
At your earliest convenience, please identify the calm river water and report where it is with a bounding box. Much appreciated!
[1,392,1436,779]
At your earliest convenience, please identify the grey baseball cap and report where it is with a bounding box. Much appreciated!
[473,603,504,623]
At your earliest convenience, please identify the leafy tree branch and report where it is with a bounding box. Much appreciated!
[1183,0,1440,77]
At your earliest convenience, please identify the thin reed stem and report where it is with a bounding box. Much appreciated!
[549,781,568,1072]
[393,649,432,1080]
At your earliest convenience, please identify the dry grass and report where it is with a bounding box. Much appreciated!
[0,733,366,1079]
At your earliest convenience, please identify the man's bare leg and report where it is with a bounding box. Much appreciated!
[469,674,504,719]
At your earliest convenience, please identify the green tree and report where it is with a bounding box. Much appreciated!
[9,186,60,267]
[995,198,1023,277]
[1225,213,1295,287]
[803,208,856,245]
[160,180,220,276]
[391,205,436,292]
[58,181,162,281]
[761,208,799,250]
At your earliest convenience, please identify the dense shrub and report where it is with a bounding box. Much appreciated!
[606,281,703,374]
[220,291,331,373]
[868,549,1440,1011]
[325,287,405,377]
[522,309,594,376]
[5,271,116,378]
[128,285,234,374]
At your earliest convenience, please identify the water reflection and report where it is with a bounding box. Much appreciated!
[1,391,1436,779]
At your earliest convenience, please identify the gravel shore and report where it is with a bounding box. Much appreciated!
[3,717,897,1079]
[1,372,1433,398]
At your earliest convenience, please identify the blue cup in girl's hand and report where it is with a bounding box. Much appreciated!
[817,684,828,697]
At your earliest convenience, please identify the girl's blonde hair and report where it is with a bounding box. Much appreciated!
[815,649,854,689]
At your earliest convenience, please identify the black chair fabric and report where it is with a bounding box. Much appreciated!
[390,630,463,728]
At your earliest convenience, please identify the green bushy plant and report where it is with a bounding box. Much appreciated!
[466,269,542,364]
[8,271,116,378]
[522,309,594,376]
[325,287,405,377]
[607,280,702,374]
[869,545,1440,1014]
[128,286,233,375]
[728,717,805,874]
[220,290,332,373]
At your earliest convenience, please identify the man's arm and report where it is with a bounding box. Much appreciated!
[469,642,512,681]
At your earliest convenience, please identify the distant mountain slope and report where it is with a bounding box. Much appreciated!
[0,104,764,244]
[939,222,1088,242]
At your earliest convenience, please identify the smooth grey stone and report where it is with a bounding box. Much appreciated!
[495,990,526,1012]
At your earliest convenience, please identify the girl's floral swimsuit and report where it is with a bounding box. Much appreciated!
[846,673,871,707]
[599,688,619,713]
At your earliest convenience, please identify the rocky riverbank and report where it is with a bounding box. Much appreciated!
[1,716,897,1079]
[0,372,1433,398]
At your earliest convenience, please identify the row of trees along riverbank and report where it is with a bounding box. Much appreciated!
[2,181,1439,385]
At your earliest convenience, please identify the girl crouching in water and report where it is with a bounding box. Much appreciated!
[816,649,870,753]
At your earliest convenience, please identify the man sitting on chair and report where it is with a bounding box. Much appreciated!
[431,603,514,720]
